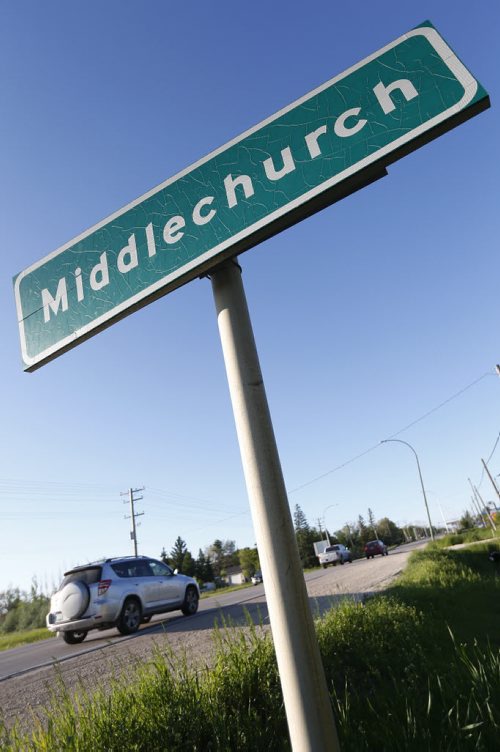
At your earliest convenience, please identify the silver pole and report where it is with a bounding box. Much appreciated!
[210,259,339,752]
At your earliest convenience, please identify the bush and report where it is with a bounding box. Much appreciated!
[0,595,49,633]
[434,527,499,550]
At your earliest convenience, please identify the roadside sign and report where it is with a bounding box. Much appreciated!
[14,21,489,371]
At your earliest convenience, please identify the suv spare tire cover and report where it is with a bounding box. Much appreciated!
[60,581,90,620]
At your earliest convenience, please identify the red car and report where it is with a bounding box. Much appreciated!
[364,540,388,559]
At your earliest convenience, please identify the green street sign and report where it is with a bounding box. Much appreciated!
[14,21,489,371]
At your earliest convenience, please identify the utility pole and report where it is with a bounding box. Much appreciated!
[468,479,495,532]
[468,478,487,527]
[437,500,451,533]
[473,483,497,531]
[470,495,485,527]
[481,458,500,506]
[121,487,145,555]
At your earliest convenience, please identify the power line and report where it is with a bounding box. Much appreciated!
[0,370,496,510]
[288,443,381,494]
[384,372,493,441]
[288,370,495,495]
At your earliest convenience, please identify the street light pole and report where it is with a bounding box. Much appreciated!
[381,438,435,541]
[427,490,451,534]
[322,503,339,546]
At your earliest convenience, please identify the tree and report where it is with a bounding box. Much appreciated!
[170,536,188,572]
[377,517,405,545]
[459,510,475,530]
[182,550,195,577]
[0,588,21,618]
[206,539,237,577]
[357,515,371,546]
[293,505,319,568]
[0,583,49,633]
[195,549,214,583]
[341,524,355,549]
[206,539,224,577]
[238,547,260,578]
[222,540,238,569]
[293,504,309,532]
[367,508,379,538]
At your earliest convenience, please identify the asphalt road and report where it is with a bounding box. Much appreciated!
[0,541,425,730]
[0,581,270,682]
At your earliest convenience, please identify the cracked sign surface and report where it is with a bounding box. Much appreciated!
[14,21,489,371]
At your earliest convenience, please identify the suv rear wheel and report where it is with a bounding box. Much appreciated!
[62,629,88,645]
[117,598,142,635]
[181,586,199,616]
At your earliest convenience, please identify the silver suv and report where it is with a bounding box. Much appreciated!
[46,555,200,645]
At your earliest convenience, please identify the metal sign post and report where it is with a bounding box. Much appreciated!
[211,258,340,752]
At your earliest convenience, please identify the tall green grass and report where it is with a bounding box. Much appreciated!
[434,527,498,548]
[1,540,499,751]
[387,539,500,657]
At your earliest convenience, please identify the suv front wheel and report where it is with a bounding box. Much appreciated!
[117,598,142,635]
[181,586,199,616]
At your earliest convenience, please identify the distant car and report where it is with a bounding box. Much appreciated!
[201,582,216,592]
[318,544,352,567]
[364,540,388,559]
[46,555,200,645]
[251,571,263,585]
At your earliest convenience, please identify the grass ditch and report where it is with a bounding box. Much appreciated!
[0,629,55,652]
[1,535,499,750]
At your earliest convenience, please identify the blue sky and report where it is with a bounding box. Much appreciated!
[1,1,499,593]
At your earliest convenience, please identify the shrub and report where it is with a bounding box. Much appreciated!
[317,598,428,694]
